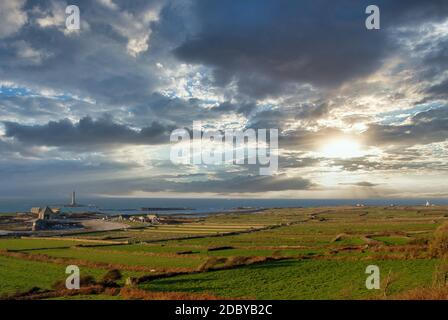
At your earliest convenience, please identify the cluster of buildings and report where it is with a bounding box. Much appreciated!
[30,206,62,231]
[116,214,160,224]
[27,192,162,232]
[31,206,60,220]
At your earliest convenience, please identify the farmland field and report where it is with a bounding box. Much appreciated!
[1,206,448,300]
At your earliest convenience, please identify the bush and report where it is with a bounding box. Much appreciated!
[207,246,234,252]
[52,275,96,290]
[225,256,251,267]
[197,257,227,271]
[394,287,448,300]
[408,238,429,246]
[176,250,195,255]
[102,269,122,282]
[429,222,448,257]
[433,259,448,287]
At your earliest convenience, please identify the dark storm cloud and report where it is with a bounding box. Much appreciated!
[129,93,261,128]
[0,158,141,197]
[0,96,66,119]
[246,102,333,132]
[131,94,214,126]
[365,106,448,146]
[0,137,46,159]
[416,35,448,102]
[211,101,257,117]
[427,79,448,100]
[174,0,448,97]
[3,116,175,148]
[0,160,314,196]
[125,173,314,194]
[295,103,331,122]
[246,109,289,130]
[0,139,25,157]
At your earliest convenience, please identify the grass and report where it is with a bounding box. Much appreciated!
[1,206,448,299]
[140,258,440,299]
[80,243,321,257]
[22,247,206,270]
[372,236,410,245]
[0,255,106,295]
[0,239,83,251]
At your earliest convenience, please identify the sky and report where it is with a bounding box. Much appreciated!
[0,0,447,199]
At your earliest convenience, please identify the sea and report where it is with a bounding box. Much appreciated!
[0,198,447,215]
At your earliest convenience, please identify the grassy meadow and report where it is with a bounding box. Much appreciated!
[1,206,448,300]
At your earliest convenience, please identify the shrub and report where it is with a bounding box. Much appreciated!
[393,287,448,300]
[408,238,429,246]
[433,258,448,287]
[225,256,251,267]
[429,222,448,257]
[197,257,227,271]
[102,269,122,282]
[207,246,234,252]
[52,275,96,290]
[176,250,195,255]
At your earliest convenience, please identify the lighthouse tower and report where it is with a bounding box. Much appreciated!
[71,191,76,206]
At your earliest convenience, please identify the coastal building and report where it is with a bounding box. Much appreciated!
[147,214,159,223]
[38,206,56,220]
[31,206,58,220]
[31,207,41,214]
[31,207,57,231]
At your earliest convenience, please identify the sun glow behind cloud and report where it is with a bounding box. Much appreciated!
[319,138,364,159]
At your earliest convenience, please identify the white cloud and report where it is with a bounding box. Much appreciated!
[35,0,66,29]
[111,6,162,57]
[0,0,28,39]
[96,0,119,11]
[34,0,89,36]
[127,34,150,57]
[13,40,52,65]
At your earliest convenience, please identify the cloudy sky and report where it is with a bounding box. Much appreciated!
[0,0,447,199]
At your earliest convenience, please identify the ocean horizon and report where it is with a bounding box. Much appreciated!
[1,197,447,215]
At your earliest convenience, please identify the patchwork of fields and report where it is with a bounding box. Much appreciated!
[0,206,447,300]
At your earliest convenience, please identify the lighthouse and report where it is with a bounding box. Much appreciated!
[71,191,76,206]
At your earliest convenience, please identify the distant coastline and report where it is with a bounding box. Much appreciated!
[1,197,448,214]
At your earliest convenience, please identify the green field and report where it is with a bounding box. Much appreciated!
[21,247,205,270]
[0,238,87,251]
[0,206,447,300]
[0,255,135,296]
[141,258,440,299]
